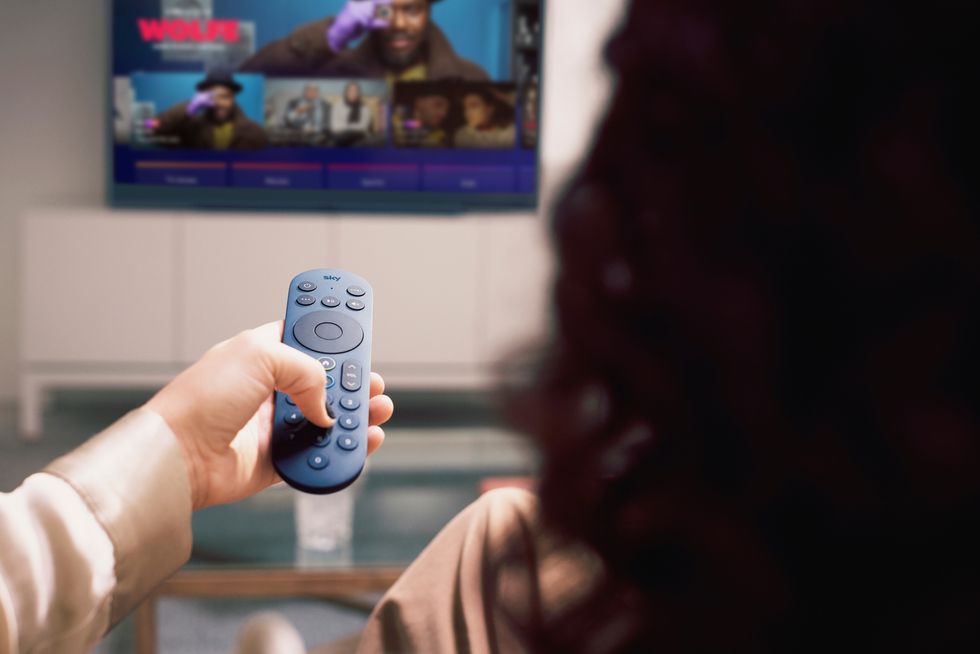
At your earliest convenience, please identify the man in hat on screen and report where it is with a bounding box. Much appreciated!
[146,71,269,150]
[240,0,489,82]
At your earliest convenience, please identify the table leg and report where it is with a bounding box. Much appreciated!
[18,375,43,441]
[135,596,158,654]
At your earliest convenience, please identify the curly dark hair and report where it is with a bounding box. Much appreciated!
[513,1,980,651]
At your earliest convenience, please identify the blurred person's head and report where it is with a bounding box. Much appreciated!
[344,81,363,105]
[207,84,236,123]
[303,83,320,102]
[372,0,432,71]
[462,88,513,130]
[523,86,538,121]
[197,71,242,123]
[414,93,450,129]
[511,1,980,652]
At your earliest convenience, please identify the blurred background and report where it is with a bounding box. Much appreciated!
[0,0,626,651]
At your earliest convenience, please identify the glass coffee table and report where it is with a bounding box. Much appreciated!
[134,469,499,654]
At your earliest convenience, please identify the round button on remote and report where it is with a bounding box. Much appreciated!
[284,395,296,406]
[298,281,317,292]
[315,322,344,340]
[293,311,364,355]
[308,453,329,470]
[318,357,336,372]
[326,375,336,389]
[296,295,316,306]
[340,396,360,411]
[346,299,365,311]
[313,433,331,448]
[347,286,366,297]
[322,296,341,308]
[338,435,358,451]
[339,415,359,430]
[284,411,305,426]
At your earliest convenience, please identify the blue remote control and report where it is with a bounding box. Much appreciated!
[271,269,374,494]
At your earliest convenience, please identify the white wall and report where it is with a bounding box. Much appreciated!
[539,0,623,176]
[0,0,110,399]
[0,0,625,401]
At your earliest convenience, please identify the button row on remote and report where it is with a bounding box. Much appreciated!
[284,408,359,434]
[285,388,342,408]
[285,388,343,407]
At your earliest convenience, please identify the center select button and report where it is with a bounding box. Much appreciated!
[314,322,344,340]
[293,311,364,355]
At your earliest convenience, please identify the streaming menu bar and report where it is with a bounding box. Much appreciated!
[132,161,534,193]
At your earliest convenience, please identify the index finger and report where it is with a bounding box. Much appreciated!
[370,372,385,397]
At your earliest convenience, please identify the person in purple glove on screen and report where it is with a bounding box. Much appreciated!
[145,70,269,150]
[240,0,488,82]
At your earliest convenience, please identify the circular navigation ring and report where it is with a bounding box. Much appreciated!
[293,311,365,355]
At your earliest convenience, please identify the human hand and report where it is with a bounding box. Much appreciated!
[327,0,392,53]
[187,90,215,116]
[145,321,394,510]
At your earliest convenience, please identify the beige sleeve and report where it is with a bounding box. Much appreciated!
[0,409,193,653]
[350,488,602,654]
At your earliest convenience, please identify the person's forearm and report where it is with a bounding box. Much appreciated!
[0,409,193,653]
[0,474,116,653]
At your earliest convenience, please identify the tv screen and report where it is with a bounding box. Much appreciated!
[110,0,543,211]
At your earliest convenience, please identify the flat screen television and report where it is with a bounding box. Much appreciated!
[110,0,544,211]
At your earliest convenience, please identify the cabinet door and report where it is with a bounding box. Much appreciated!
[331,216,483,377]
[482,213,553,361]
[21,209,177,363]
[179,214,331,361]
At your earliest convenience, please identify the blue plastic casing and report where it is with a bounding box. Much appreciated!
[271,269,374,494]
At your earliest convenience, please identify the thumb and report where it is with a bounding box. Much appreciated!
[266,342,334,429]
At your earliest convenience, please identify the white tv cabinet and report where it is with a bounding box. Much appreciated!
[18,206,552,438]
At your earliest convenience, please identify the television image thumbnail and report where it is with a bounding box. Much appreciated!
[393,82,517,149]
[520,83,539,150]
[264,79,388,148]
[113,77,134,145]
[129,70,266,150]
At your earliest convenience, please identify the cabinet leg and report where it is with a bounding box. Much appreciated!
[18,375,43,442]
